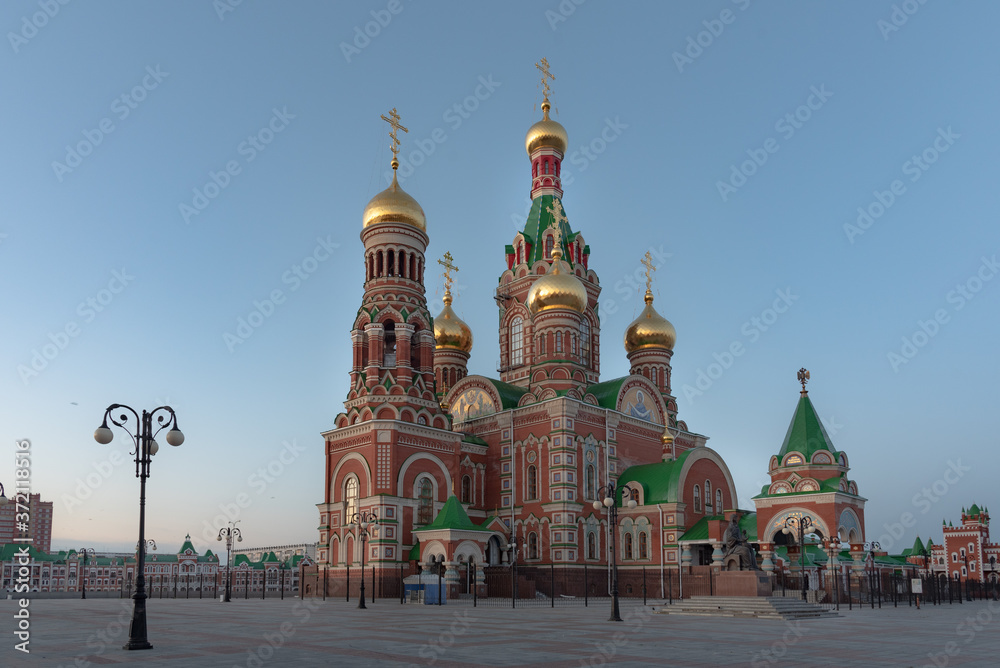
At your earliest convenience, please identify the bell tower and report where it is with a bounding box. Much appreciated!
[344,108,447,427]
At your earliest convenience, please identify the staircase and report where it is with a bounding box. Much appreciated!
[656,596,839,620]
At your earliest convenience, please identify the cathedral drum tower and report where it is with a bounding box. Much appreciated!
[315,109,475,587]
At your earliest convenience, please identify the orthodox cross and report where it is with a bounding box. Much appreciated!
[536,58,555,102]
[380,107,408,166]
[438,251,458,294]
[640,251,657,292]
[797,367,810,394]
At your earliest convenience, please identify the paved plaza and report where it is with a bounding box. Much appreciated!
[2,597,1000,667]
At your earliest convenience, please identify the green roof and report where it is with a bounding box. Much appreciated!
[462,434,489,447]
[419,495,493,533]
[911,536,926,555]
[739,512,758,542]
[773,543,829,566]
[679,515,724,541]
[485,379,528,410]
[587,377,628,410]
[969,503,982,516]
[618,449,694,506]
[778,394,837,460]
[519,195,577,267]
[408,540,420,561]
[178,534,197,555]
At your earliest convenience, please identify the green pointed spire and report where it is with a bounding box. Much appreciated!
[777,394,836,460]
[969,503,981,516]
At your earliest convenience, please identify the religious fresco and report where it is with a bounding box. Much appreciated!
[620,385,658,423]
[451,387,497,422]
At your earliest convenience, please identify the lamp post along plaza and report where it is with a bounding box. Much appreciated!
[782,515,815,601]
[594,482,638,622]
[217,522,242,603]
[78,548,96,599]
[348,510,378,609]
[865,541,881,608]
[94,404,184,651]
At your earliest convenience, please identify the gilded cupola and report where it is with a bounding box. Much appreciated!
[362,107,426,231]
[624,290,676,353]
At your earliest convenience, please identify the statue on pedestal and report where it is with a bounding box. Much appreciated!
[722,515,759,571]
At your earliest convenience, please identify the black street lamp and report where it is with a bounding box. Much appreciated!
[963,551,972,601]
[593,482,638,622]
[217,521,242,603]
[78,548,96,599]
[782,515,815,601]
[94,403,184,651]
[348,510,378,609]
[865,541,881,608]
[989,556,997,601]
[0,482,7,504]
[505,538,518,608]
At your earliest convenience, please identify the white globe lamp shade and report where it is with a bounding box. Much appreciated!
[166,428,184,446]
[94,427,114,444]
[627,499,638,509]
[592,501,602,511]
[148,440,159,456]
[603,497,613,508]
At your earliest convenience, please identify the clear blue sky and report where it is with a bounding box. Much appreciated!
[2,1,998,556]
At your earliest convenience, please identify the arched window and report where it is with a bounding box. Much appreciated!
[716,489,723,513]
[528,532,539,559]
[510,317,524,367]
[545,235,554,258]
[527,465,538,500]
[651,367,658,387]
[517,244,522,265]
[705,481,712,514]
[571,334,577,356]
[538,335,546,355]
[383,321,396,367]
[377,251,384,277]
[624,533,634,560]
[586,465,596,500]
[418,478,434,525]
[693,485,702,513]
[555,332,563,353]
[461,475,472,504]
[639,532,648,560]
[580,319,591,367]
[345,477,359,523]
[387,250,395,277]
[587,532,597,560]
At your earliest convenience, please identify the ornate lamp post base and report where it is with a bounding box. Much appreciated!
[123,594,152,650]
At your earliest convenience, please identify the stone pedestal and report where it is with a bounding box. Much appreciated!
[715,571,773,596]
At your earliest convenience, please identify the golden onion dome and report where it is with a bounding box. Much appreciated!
[526,248,588,316]
[525,101,568,156]
[624,290,677,353]
[362,169,426,231]
[434,292,473,353]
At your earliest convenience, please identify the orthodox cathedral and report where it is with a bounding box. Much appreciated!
[312,61,869,596]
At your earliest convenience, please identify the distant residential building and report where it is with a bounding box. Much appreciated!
[0,493,54,554]
[232,542,317,563]
[927,505,998,582]
[227,551,313,595]
[0,534,310,594]
[0,534,220,594]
